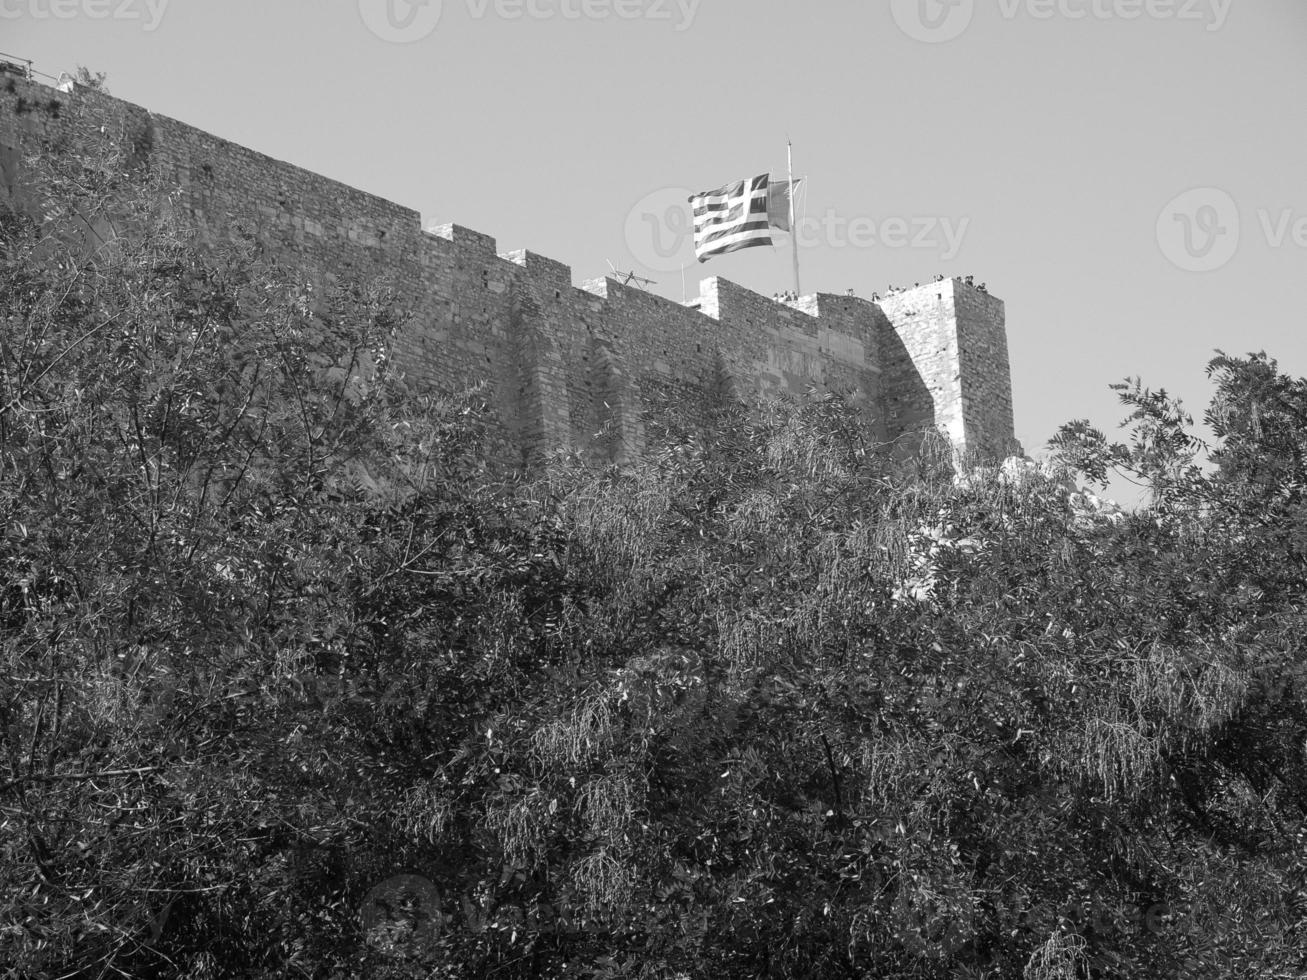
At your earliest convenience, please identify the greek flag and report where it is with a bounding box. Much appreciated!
[690,174,773,262]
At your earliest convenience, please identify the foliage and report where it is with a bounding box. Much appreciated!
[1,110,1305,979]
[72,67,109,92]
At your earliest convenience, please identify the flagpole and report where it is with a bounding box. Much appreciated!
[787,140,801,297]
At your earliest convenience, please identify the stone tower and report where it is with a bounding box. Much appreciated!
[878,278,1020,461]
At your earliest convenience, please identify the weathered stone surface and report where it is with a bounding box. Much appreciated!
[0,78,1020,462]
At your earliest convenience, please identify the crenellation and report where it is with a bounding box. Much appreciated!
[0,76,1019,464]
[501,249,572,292]
[428,222,498,259]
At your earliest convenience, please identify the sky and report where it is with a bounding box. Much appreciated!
[4,0,1305,503]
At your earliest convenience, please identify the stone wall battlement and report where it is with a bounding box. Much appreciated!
[0,77,1019,462]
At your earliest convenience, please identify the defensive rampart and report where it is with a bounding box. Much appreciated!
[0,75,1019,462]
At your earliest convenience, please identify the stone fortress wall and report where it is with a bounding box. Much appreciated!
[0,75,1020,463]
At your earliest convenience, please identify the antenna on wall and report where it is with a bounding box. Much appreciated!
[605,260,656,290]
